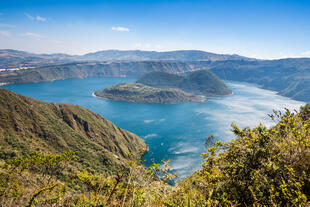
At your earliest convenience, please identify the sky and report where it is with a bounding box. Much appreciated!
[0,0,309,59]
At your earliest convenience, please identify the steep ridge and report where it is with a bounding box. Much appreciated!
[209,58,310,102]
[0,88,148,172]
[0,61,193,84]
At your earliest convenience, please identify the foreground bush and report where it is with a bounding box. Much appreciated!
[0,105,309,206]
[179,106,310,206]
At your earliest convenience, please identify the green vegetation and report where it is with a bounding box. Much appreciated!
[0,88,148,173]
[94,83,205,103]
[0,49,309,101]
[0,150,179,206]
[137,70,232,96]
[180,106,310,206]
[0,88,309,206]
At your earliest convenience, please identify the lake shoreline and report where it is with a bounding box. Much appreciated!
[2,77,304,179]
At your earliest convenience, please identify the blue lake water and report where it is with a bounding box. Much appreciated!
[2,77,304,178]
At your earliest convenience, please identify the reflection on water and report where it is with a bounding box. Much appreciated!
[2,78,304,178]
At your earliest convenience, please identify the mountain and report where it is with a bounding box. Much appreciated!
[0,49,75,68]
[0,49,252,68]
[94,82,205,103]
[0,49,310,101]
[137,70,232,96]
[82,50,252,61]
[0,93,308,206]
[209,58,310,102]
[0,88,148,173]
[136,71,185,88]
[0,61,194,84]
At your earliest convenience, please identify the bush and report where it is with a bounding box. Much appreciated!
[194,108,310,206]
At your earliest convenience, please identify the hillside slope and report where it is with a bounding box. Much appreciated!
[94,83,205,103]
[137,70,232,96]
[0,99,308,206]
[0,61,193,84]
[0,88,148,173]
[209,59,310,102]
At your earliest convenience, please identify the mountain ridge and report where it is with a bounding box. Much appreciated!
[0,88,148,173]
[0,49,253,68]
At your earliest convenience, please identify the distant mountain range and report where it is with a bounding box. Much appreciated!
[82,50,253,62]
[0,49,252,68]
[0,49,309,102]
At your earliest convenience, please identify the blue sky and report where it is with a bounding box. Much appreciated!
[0,0,309,59]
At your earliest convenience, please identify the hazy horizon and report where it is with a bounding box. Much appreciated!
[1,0,310,59]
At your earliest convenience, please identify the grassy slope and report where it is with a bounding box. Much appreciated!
[0,89,309,206]
[0,88,148,173]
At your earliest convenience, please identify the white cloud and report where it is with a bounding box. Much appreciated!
[112,26,129,32]
[36,15,46,22]
[25,13,35,21]
[0,31,11,37]
[21,32,43,38]
[25,13,47,22]
[0,23,15,28]
[301,50,310,57]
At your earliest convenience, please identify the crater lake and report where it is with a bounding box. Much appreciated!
[2,77,304,178]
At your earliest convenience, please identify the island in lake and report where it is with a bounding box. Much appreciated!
[94,70,232,103]
[137,70,232,97]
[94,83,205,103]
